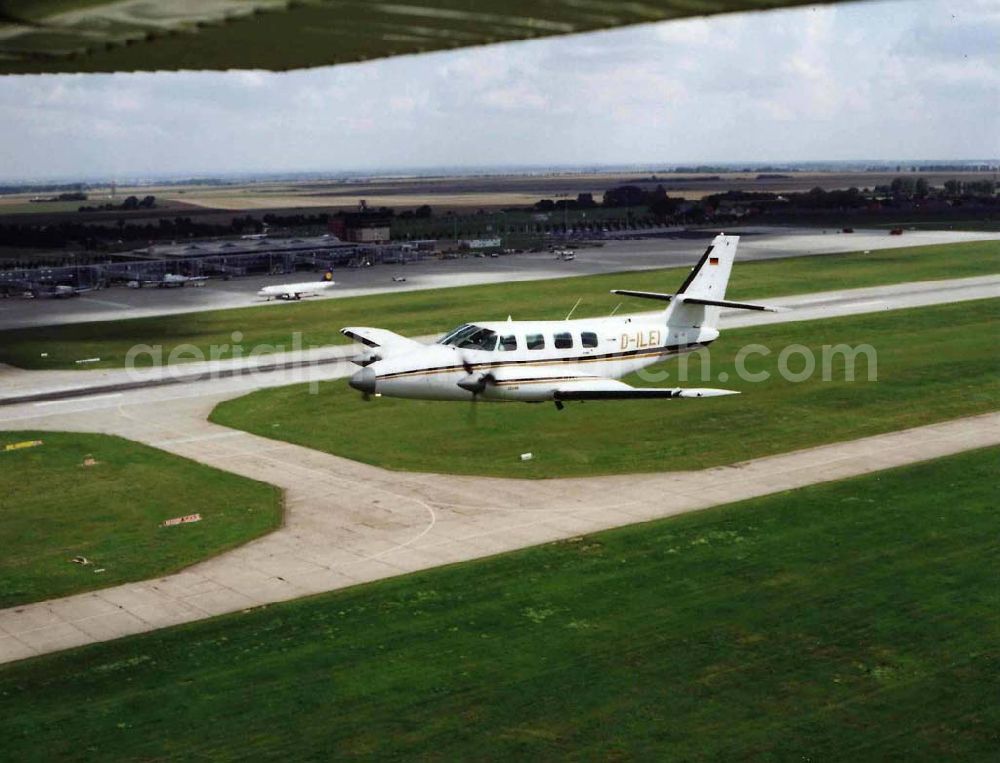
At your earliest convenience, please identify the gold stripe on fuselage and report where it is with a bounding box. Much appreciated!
[491,376,603,387]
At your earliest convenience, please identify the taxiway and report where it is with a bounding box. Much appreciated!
[0,275,997,664]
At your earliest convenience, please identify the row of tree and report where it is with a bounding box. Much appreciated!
[3,175,996,251]
[531,186,688,218]
[0,207,407,250]
[881,177,996,199]
[78,194,156,212]
[0,216,232,250]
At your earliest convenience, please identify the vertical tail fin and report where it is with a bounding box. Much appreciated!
[611,234,778,331]
[666,233,739,329]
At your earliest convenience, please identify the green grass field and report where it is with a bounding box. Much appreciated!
[1,447,996,760]
[0,200,89,215]
[211,298,1000,478]
[1,240,997,370]
[0,432,282,609]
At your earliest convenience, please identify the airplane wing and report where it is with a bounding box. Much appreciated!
[552,378,739,401]
[468,369,739,401]
[0,1,857,76]
[341,327,424,364]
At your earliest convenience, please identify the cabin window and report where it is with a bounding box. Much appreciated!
[554,332,573,349]
[581,331,598,348]
[499,335,518,352]
[526,333,546,350]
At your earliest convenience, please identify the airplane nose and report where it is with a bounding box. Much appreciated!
[348,366,376,395]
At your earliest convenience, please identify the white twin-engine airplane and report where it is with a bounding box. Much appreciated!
[345,234,780,409]
[257,280,336,301]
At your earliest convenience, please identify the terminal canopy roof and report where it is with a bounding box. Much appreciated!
[0,0,857,76]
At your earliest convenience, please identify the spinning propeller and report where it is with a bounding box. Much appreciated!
[455,352,498,425]
[456,354,496,397]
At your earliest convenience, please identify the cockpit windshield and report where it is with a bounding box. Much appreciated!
[438,324,473,344]
[438,324,498,351]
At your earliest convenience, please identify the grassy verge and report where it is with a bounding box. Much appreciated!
[0,432,282,608]
[1,240,997,370]
[211,298,1000,478]
[1,447,997,760]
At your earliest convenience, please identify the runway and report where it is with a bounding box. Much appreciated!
[1,274,997,409]
[1,227,997,330]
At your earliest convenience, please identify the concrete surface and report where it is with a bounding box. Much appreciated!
[1,398,996,666]
[2,226,996,330]
[0,272,997,666]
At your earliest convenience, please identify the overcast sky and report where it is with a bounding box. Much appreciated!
[0,0,997,181]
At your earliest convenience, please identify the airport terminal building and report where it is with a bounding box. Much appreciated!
[0,234,426,293]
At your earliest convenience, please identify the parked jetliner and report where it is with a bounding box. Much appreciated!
[258,280,336,301]
[345,234,780,408]
[23,283,97,298]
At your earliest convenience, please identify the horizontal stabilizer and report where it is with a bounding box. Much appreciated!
[610,289,674,302]
[340,327,422,349]
[341,328,380,348]
[679,296,785,313]
[340,327,425,367]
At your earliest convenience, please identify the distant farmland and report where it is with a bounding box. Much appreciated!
[144,170,1000,212]
[3,170,996,219]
